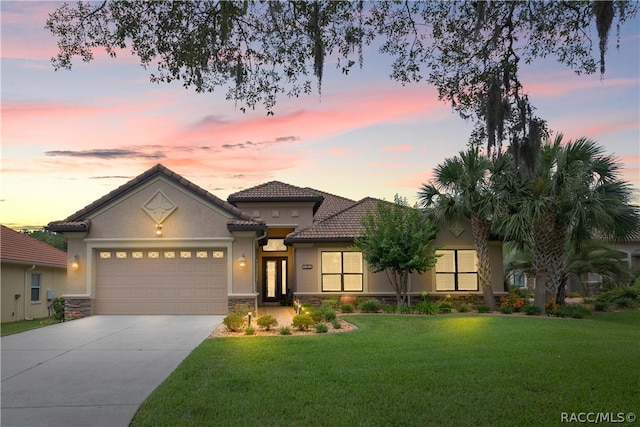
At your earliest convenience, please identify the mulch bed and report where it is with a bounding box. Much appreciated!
[209,318,357,338]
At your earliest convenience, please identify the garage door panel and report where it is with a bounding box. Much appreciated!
[95,248,228,314]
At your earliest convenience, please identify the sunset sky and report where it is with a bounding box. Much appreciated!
[1,2,639,231]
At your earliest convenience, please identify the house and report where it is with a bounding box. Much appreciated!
[1,225,67,322]
[47,164,504,317]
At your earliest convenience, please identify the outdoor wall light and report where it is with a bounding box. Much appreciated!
[70,255,80,271]
[155,224,163,236]
[238,254,247,268]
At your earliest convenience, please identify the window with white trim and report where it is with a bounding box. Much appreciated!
[435,249,479,291]
[31,273,41,302]
[321,251,363,292]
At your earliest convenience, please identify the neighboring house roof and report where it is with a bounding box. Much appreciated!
[285,197,381,244]
[47,164,265,233]
[0,225,67,267]
[228,181,325,214]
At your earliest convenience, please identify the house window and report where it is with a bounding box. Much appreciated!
[435,249,478,291]
[31,273,41,302]
[321,251,363,292]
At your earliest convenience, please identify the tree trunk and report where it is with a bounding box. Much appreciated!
[471,216,495,310]
[532,212,557,314]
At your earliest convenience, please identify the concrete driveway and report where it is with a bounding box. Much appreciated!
[1,315,223,427]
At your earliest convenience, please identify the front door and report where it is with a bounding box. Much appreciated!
[263,257,287,303]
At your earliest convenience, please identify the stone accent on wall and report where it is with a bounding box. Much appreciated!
[228,297,256,313]
[64,298,92,321]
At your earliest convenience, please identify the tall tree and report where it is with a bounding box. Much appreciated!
[418,146,500,309]
[354,196,438,312]
[499,135,640,311]
[46,1,637,159]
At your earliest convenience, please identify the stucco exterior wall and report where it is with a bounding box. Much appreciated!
[86,178,234,239]
[1,262,66,322]
[232,202,315,228]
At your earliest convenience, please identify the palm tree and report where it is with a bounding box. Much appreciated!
[499,134,640,311]
[419,145,498,309]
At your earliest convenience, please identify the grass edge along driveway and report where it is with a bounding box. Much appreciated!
[132,312,640,427]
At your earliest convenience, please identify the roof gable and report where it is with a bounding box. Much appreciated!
[307,189,356,222]
[49,164,261,231]
[1,225,67,267]
[284,197,381,243]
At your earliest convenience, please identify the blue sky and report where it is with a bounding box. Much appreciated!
[1,1,639,230]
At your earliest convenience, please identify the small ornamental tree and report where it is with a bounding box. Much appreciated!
[354,196,438,312]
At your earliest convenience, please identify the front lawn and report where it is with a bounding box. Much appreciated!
[0,317,60,337]
[132,312,639,426]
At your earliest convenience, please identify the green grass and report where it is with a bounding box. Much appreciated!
[1,317,60,337]
[132,312,640,427]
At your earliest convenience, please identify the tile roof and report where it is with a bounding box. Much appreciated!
[307,189,356,222]
[284,198,382,243]
[48,164,263,232]
[228,181,324,213]
[1,225,67,267]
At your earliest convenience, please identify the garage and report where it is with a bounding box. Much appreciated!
[95,248,227,314]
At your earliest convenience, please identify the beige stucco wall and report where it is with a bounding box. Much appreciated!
[1,262,67,322]
[232,202,315,228]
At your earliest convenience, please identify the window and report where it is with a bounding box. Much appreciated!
[321,251,363,292]
[263,239,287,252]
[435,250,478,291]
[31,273,41,302]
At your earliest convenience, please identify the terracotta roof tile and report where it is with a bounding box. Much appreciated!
[229,181,324,201]
[0,225,67,267]
[285,198,381,243]
[308,189,356,222]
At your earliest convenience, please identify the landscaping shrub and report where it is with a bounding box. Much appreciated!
[545,300,558,315]
[321,298,340,310]
[51,297,65,321]
[415,301,437,315]
[594,283,640,305]
[383,305,397,314]
[524,304,542,315]
[292,314,315,330]
[593,301,609,312]
[257,315,278,331]
[437,301,454,314]
[331,318,342,329]
[555,304,591,319]
[314,323,328,333]
[320,307,337,322]
[613,297,638,309]
[500,293,527,312]
[302,304,324,323]
[360,298,381,313]
[223,313,245,332]
[499,305,515,314]
[476,304,492,313]
[459,303,474,313]
[341,303,354,313]
[245,326,255,335]
[400,304,414,314]
[278,326,291,335]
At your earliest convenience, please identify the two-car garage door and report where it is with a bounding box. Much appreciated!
[95,248,227,314]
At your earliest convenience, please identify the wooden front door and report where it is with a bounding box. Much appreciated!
[262,257,287,303]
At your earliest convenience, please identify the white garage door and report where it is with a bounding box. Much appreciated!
[95,248,227,314]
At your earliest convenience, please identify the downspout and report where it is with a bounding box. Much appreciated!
[24,265,35,320]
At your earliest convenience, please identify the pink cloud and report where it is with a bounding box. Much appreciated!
[381,144,413,152]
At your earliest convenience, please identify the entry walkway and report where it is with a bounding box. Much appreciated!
[1,315,223,427]
[257,305,296,327]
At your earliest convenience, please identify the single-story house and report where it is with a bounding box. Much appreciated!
[1,225,68,322]
[47,164,504,317]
